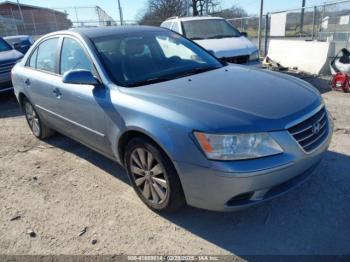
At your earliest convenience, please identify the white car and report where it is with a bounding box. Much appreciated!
[161,16,260,66]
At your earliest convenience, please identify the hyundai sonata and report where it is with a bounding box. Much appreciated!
[11,26,333,212]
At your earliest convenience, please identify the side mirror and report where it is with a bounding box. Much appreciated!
[62,69,100,85]
[240,32,248,37]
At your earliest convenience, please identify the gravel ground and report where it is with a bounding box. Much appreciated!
[0,75,349,257]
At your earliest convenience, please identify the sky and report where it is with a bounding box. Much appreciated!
[13,0,332,21]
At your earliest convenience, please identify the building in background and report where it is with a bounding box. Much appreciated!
[0,1,72,36]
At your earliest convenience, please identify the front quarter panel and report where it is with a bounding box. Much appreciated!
[104,86,208,167]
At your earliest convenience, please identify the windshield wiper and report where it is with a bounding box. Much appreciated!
[190,37,205,40]
[207,35,235,39]
[128,76,171,87]
[178,66,220,78]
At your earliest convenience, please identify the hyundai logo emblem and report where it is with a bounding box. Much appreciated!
[312,121,321,135]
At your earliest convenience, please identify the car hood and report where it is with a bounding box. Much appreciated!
[0,49,23,65]
[119,65,322,133]
[194,36,257,58]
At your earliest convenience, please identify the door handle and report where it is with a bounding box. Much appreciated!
[24,78,31,86]
[53,88,62,99]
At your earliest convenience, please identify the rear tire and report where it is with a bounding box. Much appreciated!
[23,98,55,139]
[124,136,186,212]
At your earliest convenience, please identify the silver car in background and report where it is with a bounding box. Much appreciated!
[4,35,35,54]
[11,26,333,212]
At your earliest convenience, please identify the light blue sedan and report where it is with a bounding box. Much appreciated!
[11,26,333,212]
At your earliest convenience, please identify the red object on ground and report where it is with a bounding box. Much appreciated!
[331,72,350,92]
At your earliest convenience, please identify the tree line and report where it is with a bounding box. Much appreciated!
[139,0,248,26]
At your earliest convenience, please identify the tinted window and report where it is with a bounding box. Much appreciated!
[0,38,12,52]
[60,38,92,75]
[29,48,38,68]
[36,38,59,73]
[183,19,241,40]
[93,30,223,87]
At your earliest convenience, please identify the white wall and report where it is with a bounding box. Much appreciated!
[267,40,335,75]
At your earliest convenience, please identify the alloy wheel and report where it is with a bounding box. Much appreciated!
[130,148,169,205]
[25,102,40,137]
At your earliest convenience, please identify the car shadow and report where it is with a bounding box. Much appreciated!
[40,134,350,255]
[0,92,23,118]
[162,150,350,255]
[44,135,130,185]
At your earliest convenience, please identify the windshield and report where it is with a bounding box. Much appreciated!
[0,38,13,52]
[182,19,241,40]
[92,30,223,87]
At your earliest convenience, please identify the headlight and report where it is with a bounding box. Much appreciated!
[194,132,283,161]
[249,50,259,61]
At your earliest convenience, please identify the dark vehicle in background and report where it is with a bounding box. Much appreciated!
[4,35,34,54]
[0,37,23,93]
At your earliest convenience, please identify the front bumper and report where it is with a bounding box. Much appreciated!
[174,115,333,212]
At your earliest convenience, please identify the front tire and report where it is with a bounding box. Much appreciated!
[124,137,186,212]
[23,98,55,139]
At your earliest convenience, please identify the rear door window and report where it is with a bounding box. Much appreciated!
[35,38,59,73]
[29,48,38,68]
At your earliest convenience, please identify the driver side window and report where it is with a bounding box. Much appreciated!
[60,38,92,75]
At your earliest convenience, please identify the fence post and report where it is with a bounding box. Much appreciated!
[31,11,37,36]
[264,13,269,57]
[53,11,58,31]
[312,6,316,40]
[258,0,264,55]
[300,0,306,33]
[74,7,79,25]
[10,9,18,35]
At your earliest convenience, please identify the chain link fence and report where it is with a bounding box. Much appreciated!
[0,6,123,38]
[0,8,72,37]
[228,0,350,55]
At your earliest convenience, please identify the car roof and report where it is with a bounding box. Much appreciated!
[166,16,224,22]
[69,25,167,38]
[4,35,30,39]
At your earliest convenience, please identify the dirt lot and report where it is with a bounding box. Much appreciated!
[0,75,349,257]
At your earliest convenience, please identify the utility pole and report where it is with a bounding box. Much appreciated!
[186,0,190,16]
[300,0,306,33]
[258,0,264,55]
[117,0,124,25]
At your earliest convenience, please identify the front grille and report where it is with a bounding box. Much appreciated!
[288,107,329,152]
[0,62,16,74]
[221,55,249,64]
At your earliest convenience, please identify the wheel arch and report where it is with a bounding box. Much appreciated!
[17,92,28,110]
[117,129,174,167]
